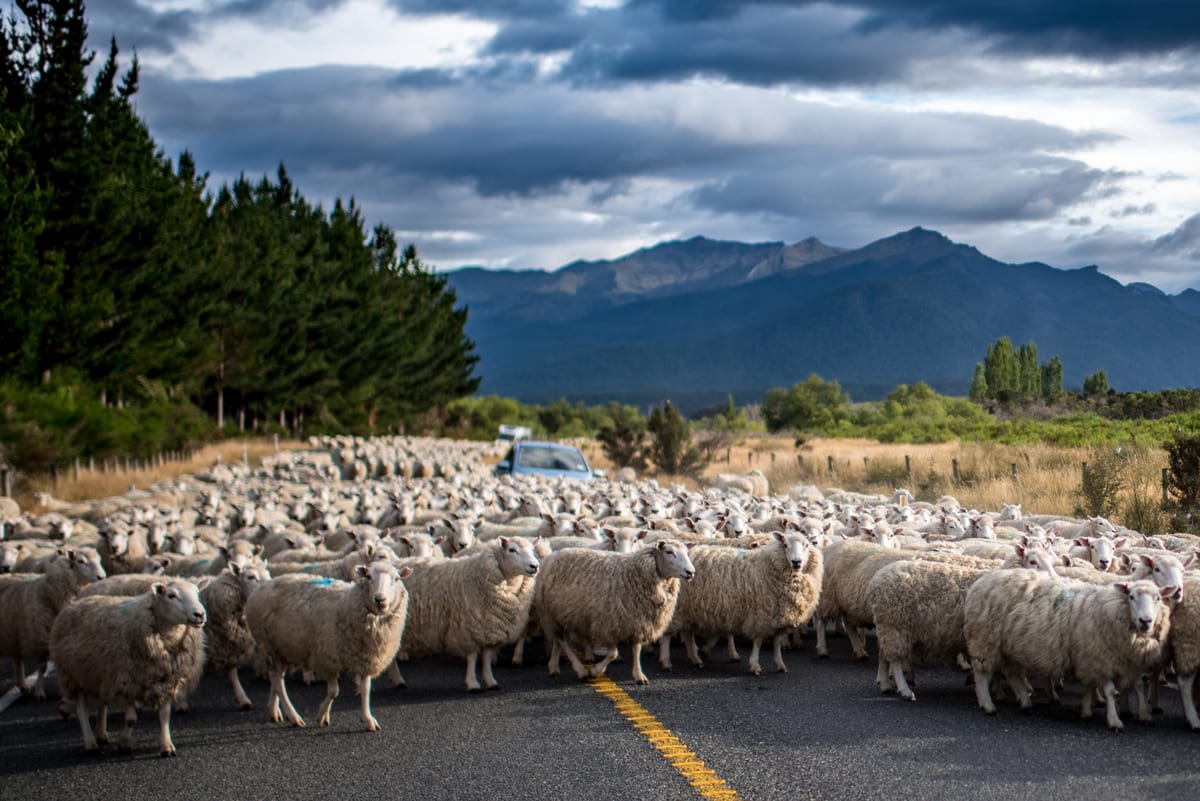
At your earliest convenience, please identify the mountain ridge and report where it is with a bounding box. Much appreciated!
[445,229,1200,410]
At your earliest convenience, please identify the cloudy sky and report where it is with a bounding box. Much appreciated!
[84,0,1200,291]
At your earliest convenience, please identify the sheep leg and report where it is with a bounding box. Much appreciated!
[316,675,339,726]
[591,643,621,678]
[748,639,764,676]
[465,651,483,692]
[357,675,380,732]
[815,617,829,658]
[229,668,253,710]
[511,636,526,667]
[1102,680,1124,731]
[387,659,406,688]
[875,655,893,693]
[76,696,99,751]
[1178,671,1200,731]
[32,660,48,701]
[699,637,717,658]
[629,642,649,685]
[481,647,500,690]
[547,638,564,677]
[272,671,305,727]
[1148,671,1162,714]
[94,704,109,745]
[13,658,28,694]
[158,702,177,757]
[844,622,869,660]
[657,633,673,671]
[559,638,591,680]
[727,635,742,663]
[971,658,997,715]
[683,633,704,668]
[1080,684,1095,720]
[772,633,788,673]
[1133,680,1152,723]
[119,706,137,753]
[891,661,916,702]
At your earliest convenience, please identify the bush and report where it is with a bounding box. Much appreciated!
[1076,446,1130,518]
[1165,430,1200,514]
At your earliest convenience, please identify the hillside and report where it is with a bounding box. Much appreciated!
[446,228,1200,411]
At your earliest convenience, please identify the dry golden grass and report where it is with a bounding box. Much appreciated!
[18,439,305,510]
[692,434,1169,521]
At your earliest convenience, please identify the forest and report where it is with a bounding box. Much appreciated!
[1,1,479,470]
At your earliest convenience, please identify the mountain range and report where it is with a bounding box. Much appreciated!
[444,228,1200,412]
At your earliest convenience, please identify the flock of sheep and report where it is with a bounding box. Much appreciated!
[1,435,1199,757]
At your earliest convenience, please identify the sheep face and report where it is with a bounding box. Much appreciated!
[153,580,207,628]
[352,562,410,615]
[1137,554,1191,601]
[143,555,172,575]
[1078,536,1123,572]
[653,540,695,581]
[497,536,540,578]
[775,532,811,572]
[232,562,271,598]
[102,528,130,557]
[167,532,198,557]
[999,503,1022,521]
[1014,544,1059,577]
[1115,581,1174,634]
[64,547,106,582]
[441,518,476,555]
[0,542,23,573]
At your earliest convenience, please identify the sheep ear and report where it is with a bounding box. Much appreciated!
[1163,586,1182,603]
[354,564,370,579]
[656,541,667,551]
[636,530,648,541]
[1060,555,1072,567]
[1015,545,1026,556]
[773,531,786,543]
[253,544,264,557]
[1139,554,1154,567]
[228,562,243,577]
[1114,537,1127,548]
[398,566,413,580]
[1114,583,1130,596]
[1184,553,1197,568]
[1073,538,1088,546]
[499,536,510,549]
[153,582,167,595]
[219,546,230,558]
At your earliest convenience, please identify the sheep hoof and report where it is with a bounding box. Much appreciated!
[659,665,672,672]
[32,690,46,702]
[635,677,649,686]
[468,686,484,694]
[1109,725,1125,733]
[1153,706,1164,714]
[96,736,109,746]
[728,657,741,663]
[240,703,253,711]
[854,654,869,662]
[160,749,177,758]
[817,653,829,660]
[984,708,997,717]
[776,666,788,674]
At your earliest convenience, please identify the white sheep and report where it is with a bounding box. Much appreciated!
[536,540,695,685]
[713,470,769,498]
[199,562,271,709]
[49,579,206,755]
[392,537,539,692]
[963,571,1175,730]
[244,562,411,731]
[658,532,822,676]
[0,547,106,699]
[1168,574,1200,730]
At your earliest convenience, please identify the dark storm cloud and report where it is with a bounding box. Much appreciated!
[388,0,572,19]
[86,0,201,54]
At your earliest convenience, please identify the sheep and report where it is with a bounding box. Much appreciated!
[0,547,106,699]
[658,532,822,676]
[199,562,271,709]
[78,573,170,599]
[391,537,540,692]
[269,542,394,581]
[867,559,991,700]
[1,541,26,573]
[244,562,411,731]
[1067,535,1127,572]
[1168,575,1200,730]
[963,571,1175,731]
[536,539,695,685]
[49,579,206,755]
[714,470,769,498]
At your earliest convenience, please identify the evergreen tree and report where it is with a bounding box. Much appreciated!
[1017,342,1041,399]
[646,401,706,476]
[596,403,648,471]
[1083,370,1110,397]
[1040,355,1064,401]
[968,362,988,402]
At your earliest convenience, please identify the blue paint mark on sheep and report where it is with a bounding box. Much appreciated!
[309,577,334,586]
[302,564,321,573]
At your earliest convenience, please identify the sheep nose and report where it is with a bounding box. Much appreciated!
[1138,618,1152,632]
[374,595,388,610]
[1098,560,1110,570]
[684,570,695,581]
[528,564,539,575]
[191,612,206,625]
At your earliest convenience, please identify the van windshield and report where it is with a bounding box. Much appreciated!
[517,446,587,472]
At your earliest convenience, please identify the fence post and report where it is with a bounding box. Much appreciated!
[797,455,804,472]
[0,466,10,497]
[905,454,912,483]
[1081,462,1088,489]
[1011,463,1018,482]
[951,458,959,484]
[863,456,869,469]
[1163,468,1170,506]
[73,458,80,481]
[243,442,249,467]
[770,451,776,464]
[274,434,280,454]
[726,447,731,464]
[827,455,834,476]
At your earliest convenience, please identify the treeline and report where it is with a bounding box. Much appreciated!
[0,2,477,470]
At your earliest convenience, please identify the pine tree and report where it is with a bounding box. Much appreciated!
[968,362,988,402]
[646,401,706,476]
[1040,355,1064,401]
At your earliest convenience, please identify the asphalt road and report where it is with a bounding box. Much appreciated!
[2,633,1197,801]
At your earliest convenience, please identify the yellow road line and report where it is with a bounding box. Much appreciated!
[588,674,744,801]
